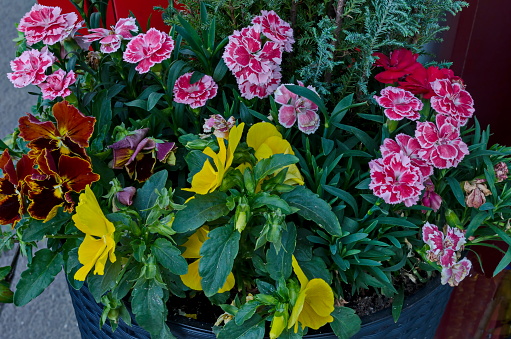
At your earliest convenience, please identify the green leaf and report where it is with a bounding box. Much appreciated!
[323,184,359,217]
[282,186,341,236]
[215,313,265,339]
[465,211,489,237]
[152,238,188,275]
[494,246,511,277]
[251,193,293,214]
[392,288,405,322]
[285,85,327,114]
[377,217,418,228]
[253,154,298,183]
[14,249,63,306]
[0,266,11,281]
[330,94,354,125]
[333,123,377,154]
[147,92,165,111]
[131,279,166,338]
[446,177,466,207]
[125,99,148,110]
[330,307,361,339]
[0,281,14,303]
[22,208,71,242]
[266,223,296,281]
[199,225,240,297]
[87,260,123,303]
[173,191,229,233]
[133,170,168,219]
[234,301,261,325]
[358,113,384,123]
[213,59,228,82]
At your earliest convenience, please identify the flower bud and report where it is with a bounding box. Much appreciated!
[445,209,461,229]
[116,186,136,206]
[270,314,287,339]
[235,197,250,232]
[494,162,509,182]
[464,179,491,208]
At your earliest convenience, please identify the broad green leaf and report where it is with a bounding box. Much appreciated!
[285,85,327,114]
[234,301,261,325]
[22,208,71,242]
[446,177,466,207]
[296,256,332,284]
[323,184,359,217]
[392,288,405,322]
[0,266,11,281]
[215,313,265,339]
[173,191,229,233]
[0,282,13,303]
[251,193,293,214]
[282,186,341,236]
[14,249,63,306]
[152,238,188,275]
[330,307,361,339]
[131,279,166,338]
[266,223,296,281]
[133,170,168,219]
[88,260,123,303]
[199,225,240,297]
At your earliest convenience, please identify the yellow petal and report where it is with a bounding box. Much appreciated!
[182,159,219,195]
[303,279,335,318]
[218,272,235,293]
[226,123,245,168]
[73,186,115,237]
[284,164,305,186]
[254,143,274,160]
[182,226,209,259]
[288,289,306,332]
[270,315,287,339]
[247,123,281,151]
[263,136,295,155]
[74,234,106,281]
[292,256,309,289]
[181,259,203,290]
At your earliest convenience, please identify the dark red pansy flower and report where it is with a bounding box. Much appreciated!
[373,48,421,84]
[0,150,35,225]
[26,149,99,221]
[18,101,95,159]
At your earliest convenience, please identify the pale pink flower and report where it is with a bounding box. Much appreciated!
[430,79,474,126]
[380,134,433,178]
[173,73,218,108]
[441,258,472,286]
[369,152,424,207]
[422,222,466,267]
[464,179,492,209]
[203,115,236,139]
[251,10,294,52]
[83,17,138,53]
[123,28,174,74]
[18,4,78,45]
[7,49,55,88]
[415,115,469,169]
[421,178,442,212]
[274,82,320,134]
[374,87,423,121]
[38,69,76,100]
[494,162,509,182]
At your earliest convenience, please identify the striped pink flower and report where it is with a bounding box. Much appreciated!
[430,79,474,126]
[173,73,218,109]
[380,134,433,178]
[251,10,294,52]
[39,69,76,100]
[123,28,174,74]
[83,18,138,53]
[374,87,423,121]
[18,4,78,45]
[7,48,55,88]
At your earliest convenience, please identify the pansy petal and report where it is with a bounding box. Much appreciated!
[53,101,96,147]
[247,122,282,151]
[74,234,106,281]
[18,113,57,141]
[181,259,203,290]
[182,226,209,258]
[73,186,115,236]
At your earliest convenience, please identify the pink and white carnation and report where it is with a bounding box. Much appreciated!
[236,66,282,100]
[251,10,294,52]
[173,73,218,109]
[222,25,283,99]
[38,69,76,100]
[374,87,423,121]
[380,134,433,178]
[430,79,474,126]
[274,82,320,134]
[422,222,466,267]
[369,152,424,207]
[83,17,138,53]
[7,48,55,88]
[441,258,472,287]
[203,115,236,139]
[123,28,174,74]
[18,4,79,45]
[415,115,469,169]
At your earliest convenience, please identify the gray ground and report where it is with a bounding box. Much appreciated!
[0,1,81,338]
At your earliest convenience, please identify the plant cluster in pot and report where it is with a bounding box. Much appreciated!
[2,0,511,338]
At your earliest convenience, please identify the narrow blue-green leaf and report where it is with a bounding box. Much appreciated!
[445,177,466,207]
[358,113,384,123]
[285,85,327,114]
[493,247,511,277]
[14,249,63,306]
[173,191,229,233]
[333,123,377,154]
[125,99,147,110]
[330,94,354,125]
[465,211,488,237]
[213,59,228,82]
[323,184,359,217]
[340,233,368,244]
[200,225,240,296]
[377,217,418,228]
[392,289,405,322]
[147,92,165,111]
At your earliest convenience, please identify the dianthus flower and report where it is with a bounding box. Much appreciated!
[398,65,462,99]
[39,69,76,100]
[373,48,421,83]
[380,134,432,178]
[7,48,55,88]
[173,73,218,108]
[203,115,236,139]
[374,87,423,121]
[274,82,320,134]
[430,79,474,126]
[251,10,294,52]
[123,28,174,74]
[83,17,138,53]
[18,4,79,45]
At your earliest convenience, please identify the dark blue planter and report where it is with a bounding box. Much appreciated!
[68,275,452,339]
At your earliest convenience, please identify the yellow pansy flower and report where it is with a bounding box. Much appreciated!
[183,123,245,195]
[73,186,116,281]
[246,123,304,185]
[180,226,235,293]
[288,256,334,332]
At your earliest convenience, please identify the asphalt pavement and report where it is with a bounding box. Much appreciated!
[0,1,81,338]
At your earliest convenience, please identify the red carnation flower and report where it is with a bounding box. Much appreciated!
[373,48,421,84]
